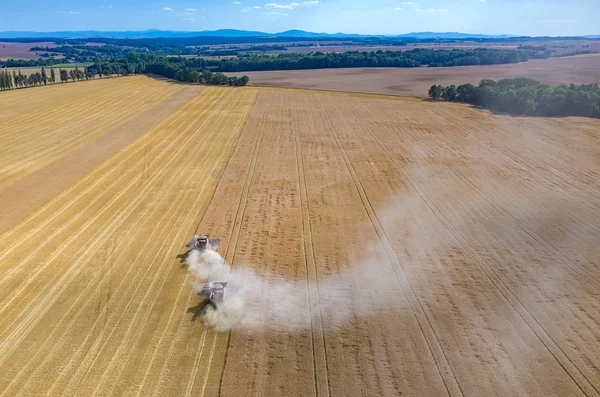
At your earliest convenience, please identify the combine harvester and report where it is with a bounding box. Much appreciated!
[187,233,221,252]
[187,234,227,308]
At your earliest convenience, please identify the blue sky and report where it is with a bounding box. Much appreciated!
[1,0,598,36]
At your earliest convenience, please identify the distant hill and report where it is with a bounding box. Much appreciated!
[0,29,518,40]
[1,29,597,40]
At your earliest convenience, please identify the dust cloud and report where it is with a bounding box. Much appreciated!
[185,244,400,332]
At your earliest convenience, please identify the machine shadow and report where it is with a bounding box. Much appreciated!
[187,298,212,321]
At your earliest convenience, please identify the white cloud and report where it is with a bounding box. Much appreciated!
[394,7,403,10]
[107,5,113,8]
[185,7,197,11]
[302,0,319,4]
[234,1,242,3]
[176,12,194,15]
[161,7,173,11]
[181,17,194,21]
[438,8,448,11]
[61,10,80,14]
[415,7,445,12]
[253,5,261,8]
[402,1,416,4]
[290,2,300,5]
[265,3,293,9]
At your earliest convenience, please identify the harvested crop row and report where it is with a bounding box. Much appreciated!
[193,90,599,396]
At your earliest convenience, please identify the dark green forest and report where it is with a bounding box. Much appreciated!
[2,47,551,71]
[428,78,600,118]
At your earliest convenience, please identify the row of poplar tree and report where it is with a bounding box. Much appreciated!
[0,66,93,90]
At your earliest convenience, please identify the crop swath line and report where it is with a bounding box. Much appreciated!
[315,93,461,397]
[134,92,256,396]
[357,99,598,396]
[292,92,331,397]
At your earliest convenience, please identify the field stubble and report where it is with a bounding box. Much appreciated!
[0,78,599,396]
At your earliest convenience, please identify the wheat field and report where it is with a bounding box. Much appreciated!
[1,76,599,396]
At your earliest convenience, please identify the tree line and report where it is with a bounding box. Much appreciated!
[0,58,249,91]
[3,46,551,72]
[172,48,550,73]
[428,78,600,118]
[0,66,95,90]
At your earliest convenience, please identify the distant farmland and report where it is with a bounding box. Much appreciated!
[0,41,58,60]
[233,54,600,97]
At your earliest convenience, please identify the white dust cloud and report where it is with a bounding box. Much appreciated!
[185,245,400,332]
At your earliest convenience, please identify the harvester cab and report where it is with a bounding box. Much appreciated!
[187,233,221,252]
[201,281,228,307]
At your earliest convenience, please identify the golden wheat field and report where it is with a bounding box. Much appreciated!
[1,75,599,396]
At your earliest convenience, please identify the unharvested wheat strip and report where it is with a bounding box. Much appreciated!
[0,86,248,392]
[0,77,148,131]
[1,87,237,392]
[84,89,253,392]
[49,88,241,392]
[0,82,183,189]
[0,77,145,126]
[0,89,229,339]
[0,88,226,259]
[0,88,229,338]
[0,87,226,273]
[0,92,223,322]
[0,86,202,233]
[0,78,164,148]
[0,85,183,193]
